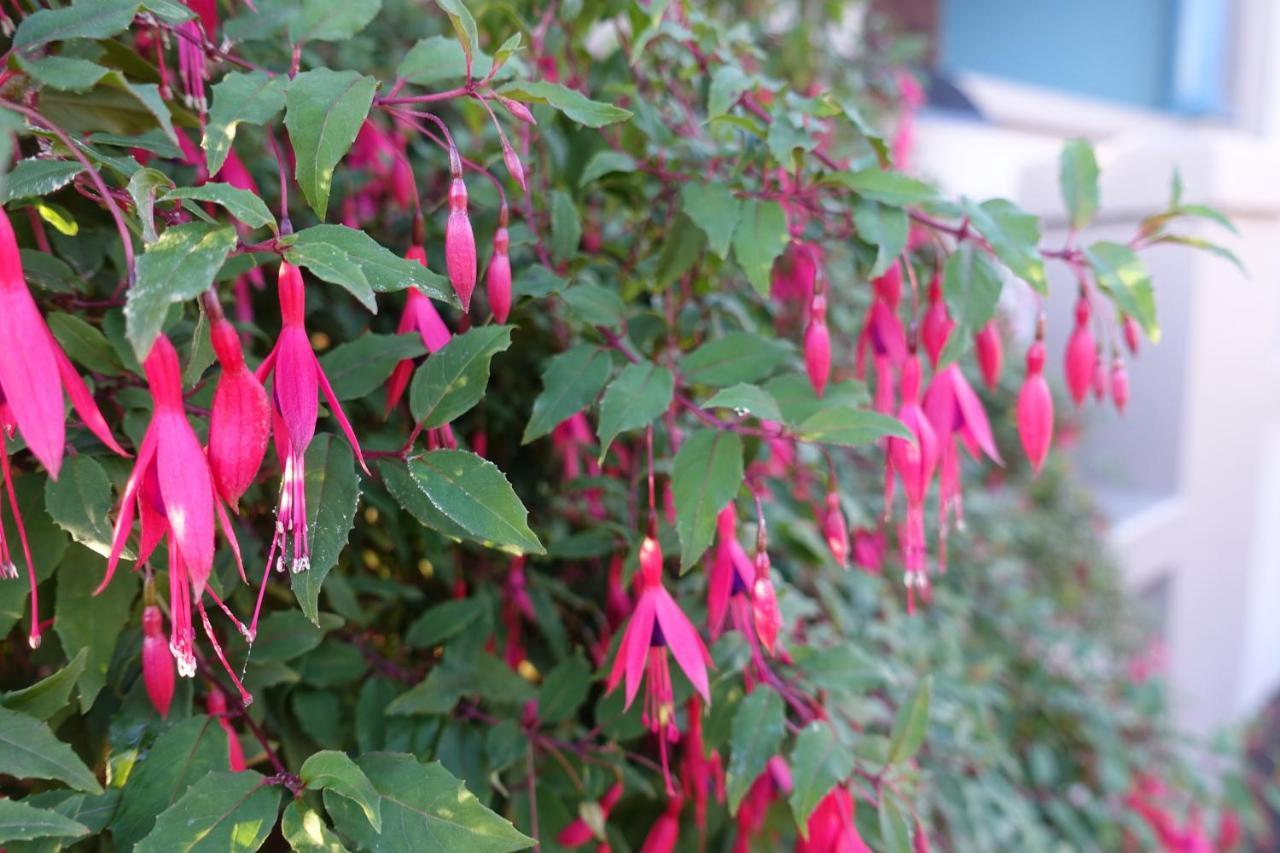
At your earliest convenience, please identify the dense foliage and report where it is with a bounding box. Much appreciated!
[0,0,1258,850]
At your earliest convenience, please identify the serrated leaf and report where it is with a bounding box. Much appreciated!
[409,325,512,428]
[54,545,138,711]
[319,333,426,401]
[523,345,612,443]
[246,610,342,662]
[0,649,88,721]
[127,167,174,244]
[680,184,741,260]
[400,451,543,555]
[0,707,101,793]
[301,751,382,832]
[1086,241,1159,341]
[396,36,499,86]
[942,243,1003,343]
[561,283,624,326]
[498,80,632,128]
[0,159,84,203]
[44,455,122,558]
[290,0,381,42]
[824,168,940,206]
[549,190,581,264]
[135,770,280,852]
[879,795,913,853]
[125,222,237,359]
[13,0,140,50]
[162,183,276,232]
[37,72,176,145]
[655,213,705,289]
[1059,138,1099,230]
[538,653,591,724]
[702,383,782,422]
[672,429,743,570]
[886,676,931,766]
[596,362,674,459]
[404,597,487,648]
[285,69,377,219]
[732,199,789,297]
[282,801,349,852]
[789,724,854,836]
[16,55,109,92]
[795,407,911,446]
[47,311,126,376]
[324,754,533,852]
[285,224,453,303]
[726,688,785,813]
[579,150,637,187]
[432,0,479,74]
[708,65,751,119]
[853,199,908,278]
[291,436,361,625]
[204,72,289,175]
[682,331,789,388]
[962,197,1046,294]
[0,799,89,845]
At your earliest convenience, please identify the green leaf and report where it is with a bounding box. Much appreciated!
[0,799,89,845]
[0,159,84,203]
[681,184,741,260]
[1152,233,1246,276]
[682,331,789,387]
[431,0,479,75]
[290,0,381,42]
[523,345,612,443]
[397,36,499,87]
[404,597,487,648]
[795,407,911,446]
[13,0,140,50]
[732,199,789,297]
[0,707,101,793]
[44,455,122,558]
[319,333,426,401]
[655,213,706,289]
[766,113,816,166]
[326,754,533,852]
[286,224,453,303]
[400,451,543,555]
[125,222,237,359]
[386,657,472,716]
[825,168,940,206]
[291,435,361,625]
[579,150,637,187]
[538,653,591,724]
[702,383,783,422]
[282,800,349,852]
[409,325,513,428]
[285,69,378,219]
[707,65,752,119]
[726,688,785,813]
[16,55,108,92]
[878,795,913,853]
[549,190,582,265]
[853,199,908,278]
[886,676,932,766]
[0,649,88,721]
[596,362,674,459]
[135,770,281,852]
[301,751,382,832]
[162,184,276,232]
[672,429,743,570]
[498,80,632,128]
[1059,138,1099,230]
[942,243,1003,343]
[962,197,1046,294]
[1086,241,1159,341]
[54,545,138,711]
[561,283,625,327]
[128,167,175,245]
[248,610,340,661]
[1175,202,1238,235]
[789,723,855,836]
[48,311,126,375]
[0,475,68,638]
[38,73,176,145]
[204,71,289,175]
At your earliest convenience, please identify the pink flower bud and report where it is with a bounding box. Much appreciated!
[1064,297,1095,406]
[803,304,831,398]
[208,317,270,510]
[639,536,663,586]
[206,688,246,771]
[444,177,477,311]
[751,550,780,655]
[1092,355,1108,401]
[1017,341,1054,472]
[920,275,954,367]
[822,491,849,567]
[500,96,536,124]
[501,137,527,193]
[1110,358,1129,413]
[142,605,174,719]
[487,224,512,323]
[1122,314,1142,355]
[974,320,1003,391]
[852,528,885,574]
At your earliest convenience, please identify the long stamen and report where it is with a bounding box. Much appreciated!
[2,449,39,648]
[196,599,252,706]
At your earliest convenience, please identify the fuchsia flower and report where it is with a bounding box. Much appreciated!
[751,547,781,655]
[142,603,174,718]
[501,137,528,194]
[890,353,940,606]
[638,795,682,853]
[0,209,127,647]
[558,783,623,848]
[444,164,477,311]
[680,696,724,835]
[852,527,885,574]
[487,210,513,323]
[974,320,1003,391]
[771,240,818,306]
[804,292,831,397]
[733,757,792,853]
[1122,313,1142,355]
[386,247,454,415]
[101,335,248,698]
[822,490,850,568]
[254,262,368,583]
[1017,336,1054,472]
[796,786,872,853]
[920,273,954,368]
[207,314,270,511]
[856,267,907,416]
[1092,356,1108,402]
[1064,295,1096,406]
[606,535,712,794]
[1111,357,1130,413]
[207,687,247,772]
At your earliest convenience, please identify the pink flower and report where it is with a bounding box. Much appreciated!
[142,604,174,718]
[638,796,682,853]
[751,547,781,656]
[680,697,724,833]
[974,320,1003,391]
[734,757,792,852]
[1017,339,1054,472]
[852,528,885,574]
[557,783,623,847]
[208,315,270,511]
[796,786,871,853]
[501,137,527,193]
[487,216,512,323]
[1111,357,1129,413]
[254,262,368,583]
[385,246,453,416]
[207,687,247,772]
[1064,296,1095,406]
[606,536,712,794]
[821,490,850,568]
[444,175,477,311]
[920,274,954,368]
[1122,314,1142,355]
[804,293,831,398]
[890,354,939,602]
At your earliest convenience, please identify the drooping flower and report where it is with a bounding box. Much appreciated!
[804,292,831,398]
[974,320,1003,391]
[638,795,683,853]
[852,527,885,574]
[1017,335,1054,472]
[750,546,782,655]
[734,757,792,853]
[606,536,712,794]
[680,696,724,835]
[1122,313,1142,355]
[1064,295,1095,406]
[501,137,527,193]
[487,210,512,323]
[920,273,954,368]
[821,489,850,568]
[385,246,453,416]
[254,262,368,588]
[142,603,175,719]
[206,686,247,772]
[1092,353,1108,401]
[557,782,623,848]
[444,165,477,311]
[796,786,872,853]
[890,353,940,606]
[1110,356,1129,413]
[207,314,270,511]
